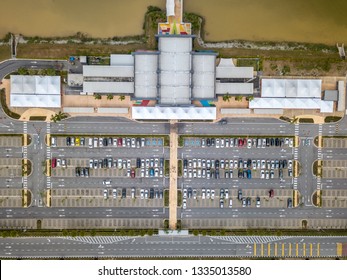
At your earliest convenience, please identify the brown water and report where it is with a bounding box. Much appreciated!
[1,0,347,44]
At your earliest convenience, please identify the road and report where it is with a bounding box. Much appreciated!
[0,235,345,258]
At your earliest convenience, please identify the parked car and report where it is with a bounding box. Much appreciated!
[256,197,260,207]
[287,198,293,208]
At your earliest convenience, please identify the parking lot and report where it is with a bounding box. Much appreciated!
[0,188,23,207]
[323,138,347,148]
[183,188,293,208]
[0,136,22,147]
[0,158,22,177]
[322,190,347,208]
[322,160,347,178]
[51,157,165,178]
[51,188,164,207]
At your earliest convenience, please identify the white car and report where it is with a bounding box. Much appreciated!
[183,189,187,199]
[289,138,293,147]
[202,188,206,199]
[112,189,117,199]
[288,160,293,169]
[183,169,188,178]
[206,189,211,199]
[211,190,215,200]
[260,169,265,179]
[216,138,220,148]
[261,160,266,169]
[225,189,229,199]
[220,138,225,148]
[229,199,233,208]
[103,189,108,199]
[140,189,144,199]
[182,199,187,210]
[247,139,252,149]
[141,169,145,177]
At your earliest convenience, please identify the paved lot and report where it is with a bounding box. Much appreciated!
[323,138,347,148]
[322,160,347,178]
[0,188,22,208]
[322,190,347,208]
[185,189,293,208]
[0,158,22,177]
[51,188,164,208]
[42,218,163,229]
[0,136,22,147]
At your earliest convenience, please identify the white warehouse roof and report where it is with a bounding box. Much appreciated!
[110,54,134,66]
[83,82,134,94]
[216,59,253,79]
[132,106,216,120]
[216,82,253,95]
[134,54,158,99]
[10,75,61,108]
[261,79,322,98]
[83,65,134,78]
[192,54,216,99]
[158,37,192,104]
[249,98,333,113]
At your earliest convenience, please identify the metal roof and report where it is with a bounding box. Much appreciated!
[134,54,158,99]
[83,65,134,77]
[83,82,134,94]
[110,54,134,66]
[97,107,128,114]
[216,82,253,95]
[192,54,216,99]
[63,107,94,113]
[324,90,338,101]
[216,59,253,79]
[338,81,345,112]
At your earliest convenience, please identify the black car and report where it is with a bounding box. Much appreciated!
[215,169,220,179]
[183,159,188,169]
[283,159,288,169]
[160,158,164,168]
[103,158,108,168]
[287,198,293,208]
[246,197,251,206]
[279,160,283,169]
[238,169,243,178]
[136,158,141,168]
[103,138,108,147]
[238,190,242,200]
[266,138,270,147]
[238,158,243,167]
[187,188,192,198]
[279,169,283,179]
[270,138,275,146]
[275,138,279,146]
[84,167,89,177]
[66,137,71,146]
[108,137,113,146]
[149,188,154,199]
[80,137,85,146]
[122,188,126,198]
[206,138,211,147]
[215,160,220,169]
[75,167,80,177]
[247,159,252,168]
[211,138,215,146]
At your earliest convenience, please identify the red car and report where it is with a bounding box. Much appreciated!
[269,189,274,198]
[117,138,122,147]
[131,169,136,178]
[51,158,57,168]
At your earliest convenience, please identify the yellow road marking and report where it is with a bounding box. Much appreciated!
[296,243,299,256]
[282,243,285,257]
[289,243,292,256]
[337,243,342,256]
[254,243,257,256]
[274,243,278,256]
[261,244,264,256]
[317,243,320,257]
[310,243,313,256]
[268,243,271,256]
[303,243,306,257]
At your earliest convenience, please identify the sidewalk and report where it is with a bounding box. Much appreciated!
[169,121,178,229]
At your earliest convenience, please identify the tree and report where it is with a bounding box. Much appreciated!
[94,94,102,100]
[107,94,114,100]
[223,93,231,102]
[50,111,68,123]
[246,96,254,102]
[45,68,57,76]
[17,67,28,75]
[118,95,125,101]
[235,95,243,102]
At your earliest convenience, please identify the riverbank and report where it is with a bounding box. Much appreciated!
[1,6,346,77]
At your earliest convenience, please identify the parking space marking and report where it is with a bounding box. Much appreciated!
[268,243,271,256]
[282,243,285,257]
[289,243,292,256]
[260,243,264,257]
[303,243,306,257]
[336,243,342,256]
[274,243,277,256]
[310,243,313,256]
[317,243,320,257]
[253,243,256,256]
[296,243,299,256]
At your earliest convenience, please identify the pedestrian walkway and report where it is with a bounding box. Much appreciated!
[61,236,132,244]
[23,121,28,190]
[46,122,51,189]
[213,236,288,244]
[169,121,178,229]
[294,124,299,160]
[253,242,320,257]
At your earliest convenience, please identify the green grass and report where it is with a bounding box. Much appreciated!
[236,58,260,71]
[0,89,21,119]
[178,160,182,177]
[29,116,47,121]
[299,118,314,123]
[164,190,169,207]
[313,160,322,177]
[177,190,182,207]
[325,116,342,123]
[164,160,170,177]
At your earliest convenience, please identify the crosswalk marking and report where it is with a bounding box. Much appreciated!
[213,236,289,244]
[293,178,298,190]
[294,124,299,160]
[61,236,132,244]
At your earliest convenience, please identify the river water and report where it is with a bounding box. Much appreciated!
[0,0,346,44]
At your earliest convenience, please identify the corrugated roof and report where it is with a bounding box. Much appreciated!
[134,54,158,99]
[192,54,216,99]
[110,54,134,66]
[83,82,134,94]
[216,82,253,94]
[83,65,134,77]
